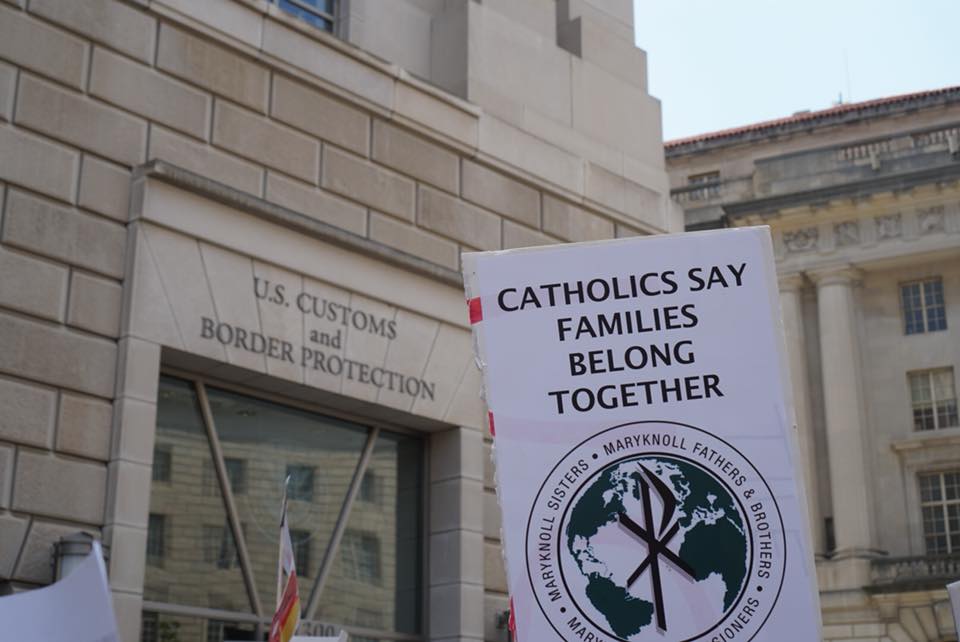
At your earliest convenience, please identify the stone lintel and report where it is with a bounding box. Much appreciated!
[134,160,464,288]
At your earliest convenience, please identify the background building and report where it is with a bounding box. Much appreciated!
[668,89,960,641]
[0,1,677,641]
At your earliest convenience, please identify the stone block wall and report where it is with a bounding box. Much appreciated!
[0,0,673,639]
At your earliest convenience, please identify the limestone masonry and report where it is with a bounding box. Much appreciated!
[668,88,960,642]
[0,1,676,641]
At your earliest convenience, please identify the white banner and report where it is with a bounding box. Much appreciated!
[948,579,960,637]
[463,227,821,641]
[0,541,119,642]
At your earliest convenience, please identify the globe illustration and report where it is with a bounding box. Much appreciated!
[560,455,749,641]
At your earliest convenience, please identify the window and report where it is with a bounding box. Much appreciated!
[359,471,378,503]
[203,524,241,569]
[901,278,947,334]
[290,529,311,577]
[286,464,315,502]
[353,608,384,640]
[909,368,959,431]
[224,458,247,495]
[145,375,424,640]
[140,612,158,642]
[202,526,221,565]
[147,514,166,564]
[202,459,247,496]
[206,620,225,642]
[202,461,218,496]
[920,471,960,554]
[273,0,336,33]
[152,446,171,482]
[341,530,381,582]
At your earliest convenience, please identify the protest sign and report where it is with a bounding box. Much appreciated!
[948,580,960,638]
[463,227,821,641]
[0,541,118,642]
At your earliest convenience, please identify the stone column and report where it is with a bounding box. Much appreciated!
[428,425,485,642]
[778,273,823,556]
[105,336,162,642]
[810,266,874,558]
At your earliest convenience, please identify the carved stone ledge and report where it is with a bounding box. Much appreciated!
[807,264,863,287]
[777,272,807,293]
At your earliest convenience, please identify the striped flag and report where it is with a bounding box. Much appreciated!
[269,481,301,642]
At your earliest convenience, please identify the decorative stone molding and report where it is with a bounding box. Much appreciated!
[890,429,960,556]
[783,226,819,253]
[837,139,892,162]
[912,125,960,149]
[834,220,861,247]
[875,213,903,240]
[769,201,957,274]
[891,428,960,454]
[673,182,721,204]
[869,555,960,593]
[777,272,807,293]
[918,205,946,235]
[807,264,862,287]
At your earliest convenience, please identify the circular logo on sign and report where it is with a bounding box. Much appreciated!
[525,420,785,642]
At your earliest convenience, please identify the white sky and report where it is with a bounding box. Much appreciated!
[633,0,960,141]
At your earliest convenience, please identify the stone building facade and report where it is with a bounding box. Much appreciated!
[0,0,677,641]
[667,88,960,641]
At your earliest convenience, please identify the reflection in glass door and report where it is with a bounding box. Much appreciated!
[142,375,424,642]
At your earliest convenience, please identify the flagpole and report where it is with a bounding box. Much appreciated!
[277,474,290,611]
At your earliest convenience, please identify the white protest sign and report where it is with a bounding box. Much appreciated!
[463,227,821,641]
[0,541,119,642]
[948,579,960,637]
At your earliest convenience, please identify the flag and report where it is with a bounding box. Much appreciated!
[269,484,301,642]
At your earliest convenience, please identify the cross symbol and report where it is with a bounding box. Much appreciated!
[618,464,697,631]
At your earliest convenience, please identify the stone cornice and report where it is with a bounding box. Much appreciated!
[134,160,465,288]
[891,428,960,453]
[666,87,960,156]
[806,264,863,286]
[722,163,960,221]
[777,272,807,292]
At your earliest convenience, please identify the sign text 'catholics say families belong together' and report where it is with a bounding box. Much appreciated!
[464,227,822,642]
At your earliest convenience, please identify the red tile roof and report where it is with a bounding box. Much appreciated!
[665,85,960,151]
